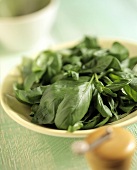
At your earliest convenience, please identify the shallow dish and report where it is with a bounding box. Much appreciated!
[1,38,137,137]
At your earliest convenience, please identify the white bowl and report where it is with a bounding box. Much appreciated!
[1,38,137,137]
[0,0,58,51]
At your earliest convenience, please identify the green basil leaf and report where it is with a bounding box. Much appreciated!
[32,79,92,125]
[81,36,100,49]
[108,97,118,119]
[102,87,117,97]
[119,104,136,113]
[23,51,61,90]
[50,73,65,83]
[70,56,82,66]
[124,85,137,102]
[103,76,113,85]
[95,117,110,127]
[65,70,79,80]
[19,57,33,80]
[108,57,121,71]
[109,113,129,123]
[63,64,80,72]
[109,71,134,80]
[109,73,122,80]
[70,71,79,80]
[95,93,112,117]
[110,42,129,61]
[81,49,96,63]
[32,51,53,72]
[129,57,137,69]
[129,78,137,91]
[31,104,39,115]
[14,85,46,104]
[82,115,100,129]
[24,72,43,90]
[92,55,113,73]
[94,81,104,93]
[106,79,130,91]
[47,53,62,76]
[55,82,93,129]
[68,121,83,132]
[93,49,108,57]
[32,80,84,124]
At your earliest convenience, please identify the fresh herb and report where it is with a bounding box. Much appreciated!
[14,36,137,131]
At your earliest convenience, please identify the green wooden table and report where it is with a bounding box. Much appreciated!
[0,106,137,170]
[1,1,137,169]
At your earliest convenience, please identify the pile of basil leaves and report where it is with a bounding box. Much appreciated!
[14,36,137,132]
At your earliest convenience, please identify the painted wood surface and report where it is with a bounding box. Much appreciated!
[1,106,137,170]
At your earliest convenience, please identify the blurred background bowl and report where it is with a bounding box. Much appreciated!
[0,0,59,51]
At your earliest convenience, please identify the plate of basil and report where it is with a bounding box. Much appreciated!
[1,36,137,137]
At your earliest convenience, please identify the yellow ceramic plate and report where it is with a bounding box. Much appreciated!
[1,38,137,137]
